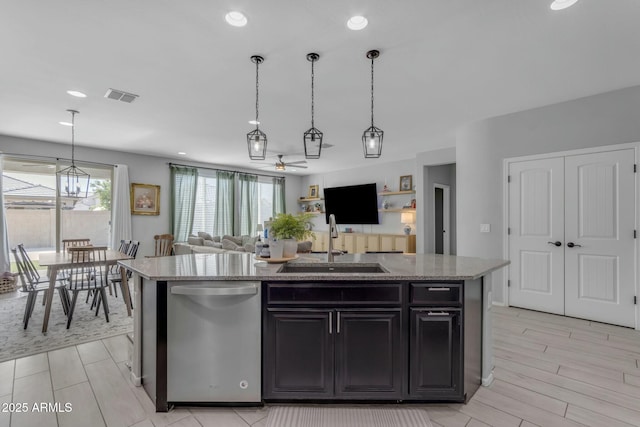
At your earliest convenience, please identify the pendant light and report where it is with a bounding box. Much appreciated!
[247,55,267,160]
[303,52,323,159]
[362,49,383,158]
[56,109,90,198]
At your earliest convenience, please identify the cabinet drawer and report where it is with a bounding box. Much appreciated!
[410,283,461,305]
[266,282,402,305]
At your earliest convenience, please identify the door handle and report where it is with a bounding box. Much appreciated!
[547,241,562,247]
[427,312,450,316]
[336,311,340,334]
[329,312,332,335]
[566,242,582,248]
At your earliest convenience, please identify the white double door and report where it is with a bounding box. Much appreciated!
[509,149,636,327]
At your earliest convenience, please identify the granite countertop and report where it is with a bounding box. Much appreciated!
[119,253,509,282]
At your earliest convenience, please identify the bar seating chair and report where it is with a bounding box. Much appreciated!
[65,246,110,329]
[153,234,174,257]
[11,246,70,329]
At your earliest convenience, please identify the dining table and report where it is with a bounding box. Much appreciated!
[38,249,134,333]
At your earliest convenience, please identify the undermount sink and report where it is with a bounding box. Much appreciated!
[277,263,389,274]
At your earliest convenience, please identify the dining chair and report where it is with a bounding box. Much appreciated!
[65,246,110,329]
[11,246,70,329]
[108,240,139,301]
[61,238,91,252]
[154,234,174,256]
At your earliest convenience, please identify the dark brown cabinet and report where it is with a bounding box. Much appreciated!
[409,308,462,400]
[264,309,334,398]
[263,282,403,400]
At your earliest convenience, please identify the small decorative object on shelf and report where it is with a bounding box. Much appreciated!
[382,184,390,192]
[411,198,416,208]
[399,175,413,192]
[382,199,391,209]
[314,203,322,212]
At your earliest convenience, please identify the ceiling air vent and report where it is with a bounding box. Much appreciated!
[104,88,139,103]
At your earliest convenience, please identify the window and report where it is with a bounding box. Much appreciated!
[188,170,283,237]
[3,157,112,251]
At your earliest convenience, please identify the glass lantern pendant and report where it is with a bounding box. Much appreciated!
[56,109,90,198]
[247,55,267,160]
[362,50,383,158]
[303,53,323,159]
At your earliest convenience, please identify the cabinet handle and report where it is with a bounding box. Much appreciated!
[329,312,332,334]
[427,311,450,316]
[427,287,450,292]
[337,311,341,334]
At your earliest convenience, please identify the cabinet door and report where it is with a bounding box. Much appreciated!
[409,308,462,400]
[343,234,356,254]
[264,309,334,399]
[355,234,368,253]
[380,235,394,252]
[335,309,403,398]
[366,235,380,252]
[311,232,327,252]
[394,236,407,252]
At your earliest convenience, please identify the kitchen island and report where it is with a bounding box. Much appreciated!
[119,252,508,412]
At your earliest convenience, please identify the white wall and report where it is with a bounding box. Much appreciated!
[1,135,303,256]
[301,159,417,236]
[457,85,640,304]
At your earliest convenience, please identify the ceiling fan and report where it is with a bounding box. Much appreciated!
[272,154,307,170]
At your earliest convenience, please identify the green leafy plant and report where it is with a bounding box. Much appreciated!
[269,213,315,241]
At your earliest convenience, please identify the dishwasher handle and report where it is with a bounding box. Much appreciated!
[171,284,258,296]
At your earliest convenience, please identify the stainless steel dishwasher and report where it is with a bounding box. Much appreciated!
[166,281,261,403]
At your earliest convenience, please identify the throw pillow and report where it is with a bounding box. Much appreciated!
[212,235,221,242]
[197,231,214,241]
[187,236,205,246]
[221,238,244,251]
[242,235,258,246]
[222,235,243,246]
[244,243,255,253]
[203,240,222,248]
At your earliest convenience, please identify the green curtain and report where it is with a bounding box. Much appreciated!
[238,173,258,235]
[215,171,235,236]
[170,165,198,242]
[273,176,286,216]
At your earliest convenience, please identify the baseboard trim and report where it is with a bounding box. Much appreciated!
[482,372,494,387]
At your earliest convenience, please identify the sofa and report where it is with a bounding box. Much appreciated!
[174,232,312,255]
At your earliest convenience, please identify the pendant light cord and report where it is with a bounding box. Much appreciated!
[370,56,375,128]
[71,111,76,165]
[255,59,259,127]
[311,57,315,128]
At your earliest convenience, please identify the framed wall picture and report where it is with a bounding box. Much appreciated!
[131,183,160,215]
[400,175,413,192]
[308,185,319,199]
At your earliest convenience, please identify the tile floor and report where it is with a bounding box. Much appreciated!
[0,305,639,426]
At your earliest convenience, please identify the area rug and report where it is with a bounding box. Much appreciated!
[0,293,133,362]
[265,406,433,427]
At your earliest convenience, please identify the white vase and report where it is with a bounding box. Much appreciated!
[270,240,284,259]
[282,239,298,258]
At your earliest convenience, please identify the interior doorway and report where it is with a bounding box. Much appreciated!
[434,184,450,255]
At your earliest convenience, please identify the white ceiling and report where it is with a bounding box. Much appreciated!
[2,0,640,175]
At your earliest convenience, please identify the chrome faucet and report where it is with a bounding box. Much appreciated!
[328,214,339,262]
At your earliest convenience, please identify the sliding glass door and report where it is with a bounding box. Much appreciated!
[3,157,112,252]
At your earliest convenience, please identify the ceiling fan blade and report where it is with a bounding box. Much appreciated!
[286,160,308,165]
[288,164,308,169]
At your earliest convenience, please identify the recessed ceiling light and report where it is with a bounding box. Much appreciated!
[225,11,247,27]
[248,120,260,125]
[66,90,87,98]
[59,121,73,126]
[177,152,186,155]
[347,15,368,30]
[550,0,579,10]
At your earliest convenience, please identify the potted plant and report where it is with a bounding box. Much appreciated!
[269,213,314,258]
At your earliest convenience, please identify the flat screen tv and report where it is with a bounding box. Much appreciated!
[324,183,379,225]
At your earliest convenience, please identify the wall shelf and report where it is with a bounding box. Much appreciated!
[299,197,324,202]
[378,190,415,196]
